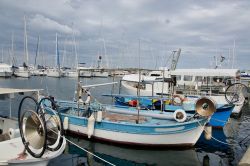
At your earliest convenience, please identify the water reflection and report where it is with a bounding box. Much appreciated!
[50,137,201,166]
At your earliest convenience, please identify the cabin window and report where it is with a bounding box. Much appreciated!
[176,75,181,81]
[150,74,161,77]
[213,77,223,83]
[184,75,192,81]
[204,77,211,83]
[195,76,203,82]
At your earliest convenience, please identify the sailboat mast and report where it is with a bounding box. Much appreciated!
[34,36,40,68]
[232,40,236,69]
[11,32,14,66]
[24,16,29,65]
[74,34,78,69]
[137,39,141,124]
[56,33,60,69]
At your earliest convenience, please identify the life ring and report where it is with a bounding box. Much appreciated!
[172,95,185,105]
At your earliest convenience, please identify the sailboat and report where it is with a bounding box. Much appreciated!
[0,46,12,77]
[92,39,109,77]
[0,61,12,78]
[92,55,109,77]
[14,16,31,78]
[31,36,46,76]
[47,33,63,78]
[65,34,78,77]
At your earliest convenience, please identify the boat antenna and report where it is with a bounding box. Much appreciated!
[136,39,141,124]
[24,15,29,66]
[160,69,165,112]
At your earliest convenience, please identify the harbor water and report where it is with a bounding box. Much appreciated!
[0,76,249,166]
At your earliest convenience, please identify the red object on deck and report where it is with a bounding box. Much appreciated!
[128,100,137,107]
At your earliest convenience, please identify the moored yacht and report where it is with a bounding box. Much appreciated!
[0,63,12,77]
[14,66,30,78]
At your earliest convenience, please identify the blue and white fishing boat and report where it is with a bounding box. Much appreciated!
[108,94,235,128]
[40,81,217,147]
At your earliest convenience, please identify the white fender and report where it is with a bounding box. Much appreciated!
[63,117,69,130]
[8,128,20,139]
[204,126,212,140]
[173,109,187,123]
[78,98,84,104]
[85,96,91,104]
[96,111,102,122]
[87,114,95,138]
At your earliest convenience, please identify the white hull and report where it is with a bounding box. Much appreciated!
[79,71,92,77]
[0,137,66,166]
[231,98,245,114]
[121,81,169,96]
[121,81,154,96]
[65,71,78,77]
[31,70,46,76]
[0,72,12,77]
[47,70,62,78]
[0,116,66,166]
[14,70,30,78]
[92,71,109,77]
[0,63,13,77]
[67,123,204,146]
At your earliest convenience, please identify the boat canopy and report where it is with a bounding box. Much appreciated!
[170,69,240,77]
[0,88,42,100]
[0,88,42,95]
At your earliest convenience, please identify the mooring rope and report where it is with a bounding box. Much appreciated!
[197,120,237,146]
[64,137,116,166]
[48,128,116,166]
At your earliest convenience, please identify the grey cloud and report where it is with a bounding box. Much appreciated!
[0,0,250,69]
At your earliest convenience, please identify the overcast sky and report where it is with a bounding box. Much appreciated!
[0,0,249,70]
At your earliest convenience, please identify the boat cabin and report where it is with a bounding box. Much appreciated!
[170,69,240,93]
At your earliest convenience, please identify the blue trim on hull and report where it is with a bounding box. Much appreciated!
[114,96,234,128]
[58,112,207,135]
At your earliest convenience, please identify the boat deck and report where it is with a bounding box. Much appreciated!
[59,106,185,125]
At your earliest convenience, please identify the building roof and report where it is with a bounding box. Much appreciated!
[170,69,240,77]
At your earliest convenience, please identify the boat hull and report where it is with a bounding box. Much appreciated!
[14,70,30,78]
[47,70,63,78]
[0,72,12,77]
[92,71,109,77]
[58,110,207,147]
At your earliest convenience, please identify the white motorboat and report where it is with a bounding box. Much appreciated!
[47,68,63,78]
[0,88,66,166]
[14,67,30,78]
[65,70,78,77]
[0,63,12,77]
